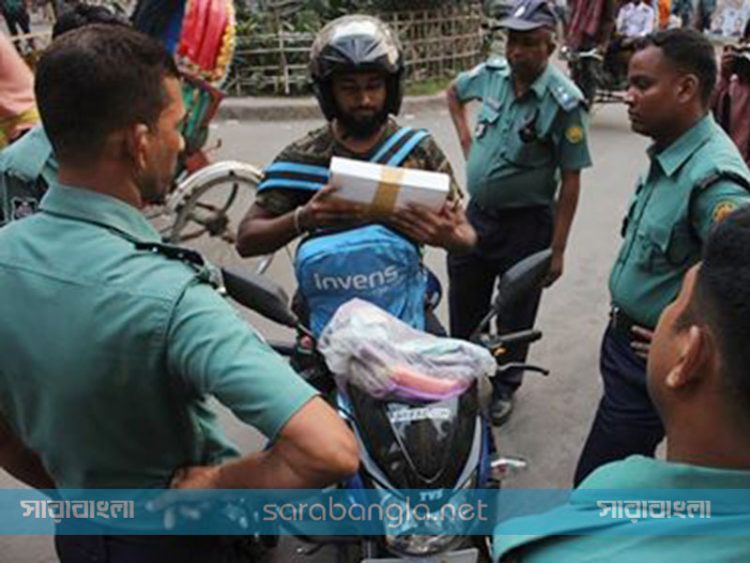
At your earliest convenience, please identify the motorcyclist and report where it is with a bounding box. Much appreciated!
[564,0,618,104]
[605,0,656,85]
[236,15,476,337]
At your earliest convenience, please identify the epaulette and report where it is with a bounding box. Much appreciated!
[696,171,750,193]
[134,241,224,291]
[548,69,584,112]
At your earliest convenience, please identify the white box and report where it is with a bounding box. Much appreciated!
[329,156,450,215]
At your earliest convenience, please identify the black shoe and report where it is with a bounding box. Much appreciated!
[490,393,515,426]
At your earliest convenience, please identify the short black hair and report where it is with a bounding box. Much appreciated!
[689,206,750,428]
[635,29,717,106]
[35,25,179,164]
[51,3,129,39]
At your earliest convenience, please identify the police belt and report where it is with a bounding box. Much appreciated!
[609,306,653,342]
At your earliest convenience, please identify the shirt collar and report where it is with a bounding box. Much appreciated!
[39,183,161,243]
[529,64,553,99]
[648,114,715,178]
[580,455,750,489]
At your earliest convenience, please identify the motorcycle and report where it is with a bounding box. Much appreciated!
[560,44,628,108]
[220,249,553,562]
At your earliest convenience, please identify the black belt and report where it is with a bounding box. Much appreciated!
[609,306,652,342]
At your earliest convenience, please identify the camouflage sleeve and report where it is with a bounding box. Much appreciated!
[405,136,464,201]
[255,189,310,217]
[255,145,316,216]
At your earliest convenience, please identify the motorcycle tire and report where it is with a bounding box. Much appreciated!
[571,60,598,110]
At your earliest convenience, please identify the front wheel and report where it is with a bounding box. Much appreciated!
[165,160,274,274]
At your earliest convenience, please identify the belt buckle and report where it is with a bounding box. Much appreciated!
[609,306,624,332]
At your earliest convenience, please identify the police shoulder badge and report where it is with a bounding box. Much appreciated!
[712,201,737,224]
[565,125,584,144]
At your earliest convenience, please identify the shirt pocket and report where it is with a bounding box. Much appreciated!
[634,219,694,273]
[475,103,500,136]
[505,114,553,168]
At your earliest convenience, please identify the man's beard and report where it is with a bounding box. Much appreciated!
[135,168,168,206]
[337,107,389,140]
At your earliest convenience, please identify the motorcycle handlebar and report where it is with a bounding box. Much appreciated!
[482,329,543,351]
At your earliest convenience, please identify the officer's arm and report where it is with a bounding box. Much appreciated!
[0,413,56,491]
[545,105,592,286]
[445,82,473,159]
[210,397,359,489]
[167,283,359,489]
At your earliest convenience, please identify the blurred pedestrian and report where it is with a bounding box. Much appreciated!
[695,0,716,32]
[0,0,31,38]
[712,19,750,167]
[657,0,672,29]
[616,0,656,39]
[671,0,693,28]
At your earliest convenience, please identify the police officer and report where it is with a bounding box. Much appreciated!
[446,0,592,425]
[0,4,129,228]
[0,26,358,562]
[574,29,750,485]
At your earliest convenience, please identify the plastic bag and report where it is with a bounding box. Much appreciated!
[318,299,496,402]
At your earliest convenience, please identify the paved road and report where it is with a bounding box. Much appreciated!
[0,100,651,562]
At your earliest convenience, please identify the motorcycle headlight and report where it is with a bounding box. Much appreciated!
[385,532,460,557]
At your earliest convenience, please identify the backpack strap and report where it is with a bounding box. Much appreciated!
[257,161,330,193]
[370,126,430,166]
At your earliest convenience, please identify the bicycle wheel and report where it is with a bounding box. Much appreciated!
[165,160,273,274]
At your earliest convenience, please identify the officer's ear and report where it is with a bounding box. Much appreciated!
[124,123,152,173]
[545,28,556,56]
[676,73,700,105]
[665,325,709,390]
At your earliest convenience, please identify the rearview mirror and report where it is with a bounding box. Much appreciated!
[469,249,552,341]
[494,249,553,315]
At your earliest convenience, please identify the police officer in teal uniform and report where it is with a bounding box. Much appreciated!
[0,26,358,562]
[574,29,750,485]
[446,0,592,424]
[0,4,128,228]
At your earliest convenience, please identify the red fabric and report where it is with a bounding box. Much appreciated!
[568,0,609,49]
[178,0,209,62]
[196,0,228,71]
[178,0,229,72]
[713,76,750,167]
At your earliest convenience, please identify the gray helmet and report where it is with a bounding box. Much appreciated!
[309,15,405,121]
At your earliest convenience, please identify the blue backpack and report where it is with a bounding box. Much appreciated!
[258,127,432,336]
